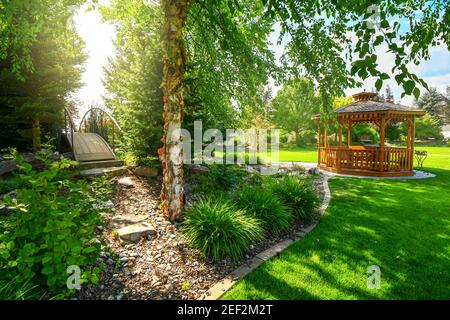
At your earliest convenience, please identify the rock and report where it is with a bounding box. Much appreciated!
[109,214,148,229]
[3,191,17,200]
[0,159,16,176]
[308,167,319,175]
[118,222,156,242]
[118,177,134,188]
[134,166,159,177]
[186,164,209,173]
[79,166,129,177]
[0,202,14,216]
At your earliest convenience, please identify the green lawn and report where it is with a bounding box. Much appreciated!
[222,146,450,299]
[266,145,318,163]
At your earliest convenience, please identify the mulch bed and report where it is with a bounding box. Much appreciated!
[76,170,325,300]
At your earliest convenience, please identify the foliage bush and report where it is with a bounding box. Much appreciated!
[269,176,319,221]
[235,186,292,234]
[196,164,247,192]
[411,113,444,141]
[182,197,263,261]
[351,123,379,143]
[0,175,24,194]
[0,150,110,298]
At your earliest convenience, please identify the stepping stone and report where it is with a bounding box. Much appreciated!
[79,166,129,177]
[118,222,156,242]
[118,176,134,188]
[134,166,159,177]
[109,214,148,229]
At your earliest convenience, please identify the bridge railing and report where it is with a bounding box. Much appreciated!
[78,107,123,153]
[63,107,77,149]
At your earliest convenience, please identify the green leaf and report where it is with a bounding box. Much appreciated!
[413,87,420,99]
[403,80,415,95]
[7,260,18,267]
[375,79,383,91]
[380,20,390,28]
[374,35,384,46]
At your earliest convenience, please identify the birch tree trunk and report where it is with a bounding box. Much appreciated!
[160,0,191,221]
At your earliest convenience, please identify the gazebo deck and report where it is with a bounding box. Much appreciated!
[314,91,425,177]
[318,145,414,177]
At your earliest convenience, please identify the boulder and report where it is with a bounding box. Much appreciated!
[308,167,319,175]
[118,222,157,242]
[134,166,159,177]
[79,166,129,177]
[118,176,134,188]
[109,214,148,229]
[0,159,16,176]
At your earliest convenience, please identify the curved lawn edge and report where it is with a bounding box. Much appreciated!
[198,174,331,300]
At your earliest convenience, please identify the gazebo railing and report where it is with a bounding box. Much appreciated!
[319,146,412,172]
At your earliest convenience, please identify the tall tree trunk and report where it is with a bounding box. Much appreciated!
[31,117,41,150]
[160,0,191,221]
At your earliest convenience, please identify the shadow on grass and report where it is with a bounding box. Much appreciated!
[223,167,450,299]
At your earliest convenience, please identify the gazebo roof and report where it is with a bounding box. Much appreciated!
[334,91,425,115]
[334,100,425,115]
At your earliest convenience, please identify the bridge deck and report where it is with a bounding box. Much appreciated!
[68,132,116,162]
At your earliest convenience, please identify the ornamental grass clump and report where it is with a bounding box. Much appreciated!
[269,175,319,221]
[235,186,292,234]
[182,197,263,261]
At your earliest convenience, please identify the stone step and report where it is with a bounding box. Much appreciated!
[77,159,123,170]
[78,166,129,177]
[109,214,148,229]
[118,222,156,242]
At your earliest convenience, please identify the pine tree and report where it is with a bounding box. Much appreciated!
[416,87,449,126]
[0,6,86,149]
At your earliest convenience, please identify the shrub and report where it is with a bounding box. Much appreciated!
[0,175,24,194]
[269,176,319,221]
[235,186,292,234]
[182,197,263,261]
[0,150,110,297]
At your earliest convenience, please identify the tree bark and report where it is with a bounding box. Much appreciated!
[160,0,191,221]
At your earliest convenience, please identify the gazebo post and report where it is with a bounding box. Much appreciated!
[317,124,322,166]
[338,121,343,146]
[410,117,416,171]
[379,116,386,172]
[347,120,352,146]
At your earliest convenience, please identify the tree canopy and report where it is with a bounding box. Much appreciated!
[270,78,321,145]
[0,1,86,149]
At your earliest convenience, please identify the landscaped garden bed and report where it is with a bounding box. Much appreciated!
[76,164,325,300]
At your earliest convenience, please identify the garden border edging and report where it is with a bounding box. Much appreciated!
[198,174,331,300]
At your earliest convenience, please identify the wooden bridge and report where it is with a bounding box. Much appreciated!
[63,108,122,168]
[67,132,116,162]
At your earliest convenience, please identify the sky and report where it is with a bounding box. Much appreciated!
[74,5,115,120]
[74,5,450,119]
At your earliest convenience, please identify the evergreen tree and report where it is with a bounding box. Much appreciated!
[416,87,450,126]
[0,3,86,149]
[101,0,164,161]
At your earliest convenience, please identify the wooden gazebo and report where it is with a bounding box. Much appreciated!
[314,92,426,177]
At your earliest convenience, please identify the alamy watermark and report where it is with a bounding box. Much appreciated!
[366,265,381,289]
[166,121,280,168]
[67,265,81,290]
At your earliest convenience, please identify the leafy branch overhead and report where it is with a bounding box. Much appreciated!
[260,0,449,102]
